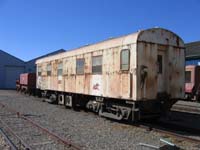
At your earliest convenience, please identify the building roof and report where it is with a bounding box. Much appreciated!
[0,49,66,64]
[26,49,65,63]
[185,41,200,60]
[0,49,25,63]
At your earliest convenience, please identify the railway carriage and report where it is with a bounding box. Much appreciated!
[36,28,185,121]
[16,73,36,95]
[185,65,200,101]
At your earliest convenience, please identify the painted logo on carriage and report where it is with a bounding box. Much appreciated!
[93,83,100,90]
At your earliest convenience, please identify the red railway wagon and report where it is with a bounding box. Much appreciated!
[18,73,36,95]
[185,65,200,101]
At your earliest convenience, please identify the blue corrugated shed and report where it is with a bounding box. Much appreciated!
[25,49,65,73]
[0,49,65,89]
[0,50,25,89]
[186,41,200,66]
[186,59,200,66]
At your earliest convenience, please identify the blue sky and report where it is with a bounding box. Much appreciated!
[0,0,200,61]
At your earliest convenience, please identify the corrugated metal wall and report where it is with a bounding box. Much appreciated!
[186,59,200,66]
[0,50,25,89]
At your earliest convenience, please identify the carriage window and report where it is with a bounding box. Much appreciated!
[76,58,85,75]
[92,55,102,74]
[120,49,130,70]
[38,66,42,76]
[47,64,52,76]
[57,63,63,76]
[157,55,163,74]
[185,71,191,83]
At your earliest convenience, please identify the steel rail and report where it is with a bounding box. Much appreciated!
[0,102,81,150]
[0,119,31,150]
[21,116,81,150]
[1,101,199,148]
[0,128,18,150]
[172,105,200,114]
[135,122,200,144]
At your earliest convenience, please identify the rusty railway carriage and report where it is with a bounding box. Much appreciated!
[185,65,200,101]
[18,73,36,95]
[36,28,185,121]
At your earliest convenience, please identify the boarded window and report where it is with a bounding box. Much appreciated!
[185,71,191,83]
[92,55,102,74]
[76,59,84,75]
[57,63,63,76]
[120,49,130,70]
[38,66,42,76]
[157,55,163,74]
[47,64,51,76]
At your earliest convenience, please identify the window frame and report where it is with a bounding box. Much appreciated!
[120,49,130,71]
[185,71,192,83]
[92,55,103,74]
[38,66,42,76]
[57,62,63,76]
[47,64,52,76]
[76,58,85,75]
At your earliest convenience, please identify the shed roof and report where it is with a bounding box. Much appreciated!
[0,50,24,63]
[26,49,65,63]
[185,41,200,60]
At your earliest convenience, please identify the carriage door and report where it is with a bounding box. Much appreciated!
[157,50,167,93]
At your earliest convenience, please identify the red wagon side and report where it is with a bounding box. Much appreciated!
[19,73,36,95]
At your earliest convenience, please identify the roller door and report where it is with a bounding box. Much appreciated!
[5,66,24,89]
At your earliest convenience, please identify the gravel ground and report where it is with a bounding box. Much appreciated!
[0,134,10,150]
[0,90,200,150]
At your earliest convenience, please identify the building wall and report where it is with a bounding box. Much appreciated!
[0,50,25,89]
[0,49,65,89]
[25,60,36,73]
[185,41,200,66]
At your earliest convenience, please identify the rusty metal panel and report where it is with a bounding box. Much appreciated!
[64,75,76,93]
[137,29,185,100]
[137,43,157,100]
[120,73,130,98]
[102,47,121,98]
[83,53,91,94]
[20,73,36,88]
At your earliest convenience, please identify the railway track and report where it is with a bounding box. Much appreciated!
[0,101,200,150]
[136,121,200,144]
[172,102,200,114]
[135,102,200,144]
[0,103,81,150]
